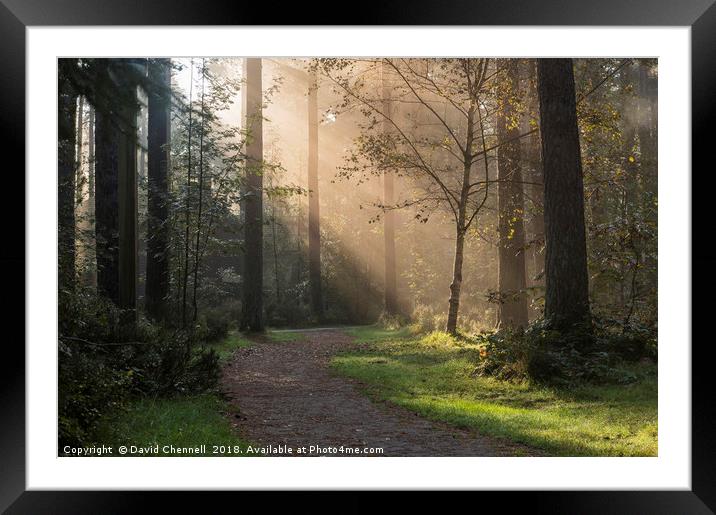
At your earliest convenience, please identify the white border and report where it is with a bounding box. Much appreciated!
[27,27,691,490]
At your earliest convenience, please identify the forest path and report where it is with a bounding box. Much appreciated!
[221,329,532,456]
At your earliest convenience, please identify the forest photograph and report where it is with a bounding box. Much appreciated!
[57,56,658,458]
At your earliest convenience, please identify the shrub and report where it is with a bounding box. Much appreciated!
[419,331,463,348]
[409,304,448,334]
[377,311,409,331]
[473,317,650,386]
[59,290,222,448]
[194,305,235,343]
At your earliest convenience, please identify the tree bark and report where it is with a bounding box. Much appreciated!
[240,57,265,332]
[637,60,658,310]
[524,60,545,288]
[497,59,529,330]
[271,203,281,303]
[146,58,171,322]
[382,62,398,316]
[117,74,139,328]
[445,104,477,336]
[94,62,120,305]
[94,60,139,327]
[181,60,194,327]
[446,227,466,335]
[307,68,323,320]
[58,67,77,295]
[192,59,207,323]
[85,104,97,288]
[537,58,591,329]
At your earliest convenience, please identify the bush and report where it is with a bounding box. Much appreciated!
[409,304,447,334]
[59,290,222,448]
[58,339,133,447]
[472,317,652,386]
[194,303,236,343]
[377,311,409,331]
[419,331,463,348]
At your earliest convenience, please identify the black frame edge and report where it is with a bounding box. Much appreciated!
[0,0,27,513]
[692,0,716,511]
[2,0,715,512]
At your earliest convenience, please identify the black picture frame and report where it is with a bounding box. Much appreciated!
[2,1,713,511]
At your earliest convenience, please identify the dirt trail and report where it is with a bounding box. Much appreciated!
[221,329,532,456]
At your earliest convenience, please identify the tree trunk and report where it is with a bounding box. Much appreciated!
[94,62,120,305]
[445,104,476,336]
[192,59,207,323]
[637,59,658,315]
[497,59,529,330]
[75,96,84,206]
[240,57,264,332]
[382,62,398,316]
[272,203,281,303]
[181,60,194,327]
[146,58,171,322]
[117,74,139,328]
[58,69,77,295]
[94,60,139,326]
[85,104,97,288]
[446,228,466,335]
[524,60,545,288]
[307,68,323,320]
[537,58,591,329]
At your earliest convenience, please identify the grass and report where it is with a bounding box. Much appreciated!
[207,331,253,362]
[93,394,251,456]
[345,324,413,343]
[266,330,306,342]
[332,328,658,457]
[206,330,306,362]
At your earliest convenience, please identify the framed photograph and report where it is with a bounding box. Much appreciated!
[2,0,714,511]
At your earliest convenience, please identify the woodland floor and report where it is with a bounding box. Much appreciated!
[221,328,536,457]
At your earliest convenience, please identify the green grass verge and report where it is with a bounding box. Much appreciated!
[344,324,413,343]
[93,394,251,456]
[266,330,306,342]
[208,332,253,362]
[331,330,657,457]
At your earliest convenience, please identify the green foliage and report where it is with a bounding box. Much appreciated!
[376,311,409,331]
[473,317,655,386]
[332,328,657,456]
[408,304,448,334]
[208,332,253,362]
[419,331,464,348]
[59,290,222,448]
[193,302,238,343]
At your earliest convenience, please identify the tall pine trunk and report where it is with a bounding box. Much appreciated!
[524,60,545,288]
[192,59,207,323]
[85,104,97,288]
[58,64,77,295]
[382,61,398,316]
[307,68,323,321]
[240,57,264,332]
[94,59,139,327]
[637,60,658,318]
[537,58,591,329]
[146,58,171,322]
[181,60,194,327]
[117,70,139,328]
[95,62,120,305]
[497,59,529,329]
